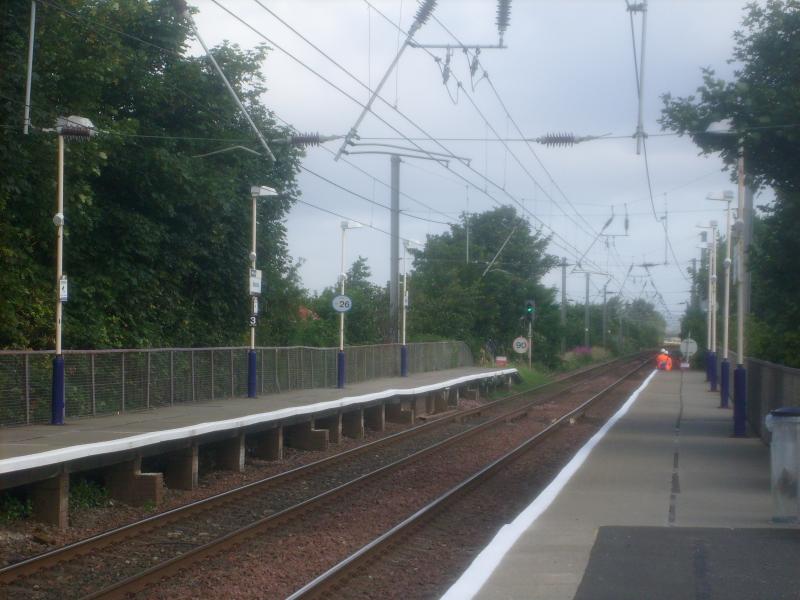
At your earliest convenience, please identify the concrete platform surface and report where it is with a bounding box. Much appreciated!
[573,526,800,600]
[0,366,512,475]
[443,369,797,600]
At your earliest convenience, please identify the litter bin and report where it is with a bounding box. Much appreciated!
[765,407,800,523]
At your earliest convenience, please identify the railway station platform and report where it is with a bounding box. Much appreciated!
[444,368,800,600]
[0,366,516,528]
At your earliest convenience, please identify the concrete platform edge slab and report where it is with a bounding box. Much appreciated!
[440,369,658,600]
[0,368,516,475]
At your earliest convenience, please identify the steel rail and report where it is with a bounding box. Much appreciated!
[0,357,637,595]
[77,358,644,599]
[287,360,650,599]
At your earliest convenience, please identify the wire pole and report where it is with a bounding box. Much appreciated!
[178,4,276,162]
[390,155,401,342]
[560,257,567,354]
[584,272,590,347]
[602,283,608,348]
[634,0,648,155]
[23,1,36,134]
[335,0,437,161]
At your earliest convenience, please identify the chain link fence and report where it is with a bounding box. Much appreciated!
[0,341,472,426]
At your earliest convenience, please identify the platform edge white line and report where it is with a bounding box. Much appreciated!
[0,369,517,475]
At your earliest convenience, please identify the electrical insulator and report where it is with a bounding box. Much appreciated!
[535,132,579,147]
[413,0,437,27]
[442,49,452,84]
[470,51,480,78]
[289,132,321,147]
[496,0,511,39]
[624,204,629,234]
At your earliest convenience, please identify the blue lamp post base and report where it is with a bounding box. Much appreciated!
[400,345,408,377]
[733,364,747,437]
[247,349,257,398]
[709,351,718,392]
[719,358,730,408]
[51,355,65,425]
[337,351,346,389]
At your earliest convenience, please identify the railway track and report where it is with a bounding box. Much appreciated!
[288,359,650,600]
[0,356,644,599]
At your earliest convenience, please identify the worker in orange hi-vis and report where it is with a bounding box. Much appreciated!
[656,349,671,370]
[665,354,673,371]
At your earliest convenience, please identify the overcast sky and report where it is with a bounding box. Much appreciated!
[191,0,761,332]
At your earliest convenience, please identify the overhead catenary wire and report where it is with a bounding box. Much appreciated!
[425,10,601,240]
[234,0,609,274]
[356,2,621,278]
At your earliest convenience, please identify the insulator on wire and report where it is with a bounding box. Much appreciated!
[470,50,480,78]
[413,0,437,27]
[624,203,630,234]
[289,132,321,147]
[536,132,578,147]
[59,129,93,142]
[496,0,511,38]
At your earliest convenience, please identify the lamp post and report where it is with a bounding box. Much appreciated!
[708,191,734,407]
[51,116,95,425]
[697,222,717,389]
[337,221,362,388]
[707,119,748,436]
[710,220,718,392]
[400,239,422,377]
[247,185,278,398]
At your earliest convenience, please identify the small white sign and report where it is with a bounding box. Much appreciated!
[252,297,259,314]
[249,315,258,327]
[249,269,262,296]
[332,295,352,313]
[512,336,529,354]
[59,275,68,302]
[680,338,698,358]
[403,290,409,308]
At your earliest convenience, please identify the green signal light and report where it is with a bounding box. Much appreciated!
[525,300,535,318]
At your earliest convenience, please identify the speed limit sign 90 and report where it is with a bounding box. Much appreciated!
[332,295,353,313]
[512,336,529,354]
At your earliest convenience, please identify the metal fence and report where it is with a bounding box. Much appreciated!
[718,353,800,443]
[0,341,472,426]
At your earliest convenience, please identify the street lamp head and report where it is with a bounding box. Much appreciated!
[706,190,734,202]
[403,238,423,249]
[251,185,278,198]
[341,220,363,231]
[705,118,735,135]
[56,116,96,140]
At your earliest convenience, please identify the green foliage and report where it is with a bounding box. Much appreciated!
[509,365,551,390]
[661,0,800,366]
[1,0,304,350]
[0,492,32,524]
[308,256,389,345]
[69,478,109,511]
[407,206,559,359]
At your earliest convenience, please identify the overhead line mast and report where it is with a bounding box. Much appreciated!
[335,0,438,161]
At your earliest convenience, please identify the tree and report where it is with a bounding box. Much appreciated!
[660,0,800,366]
[0,0,304,349]
[408,206,559,361]
[307,257,389,346]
